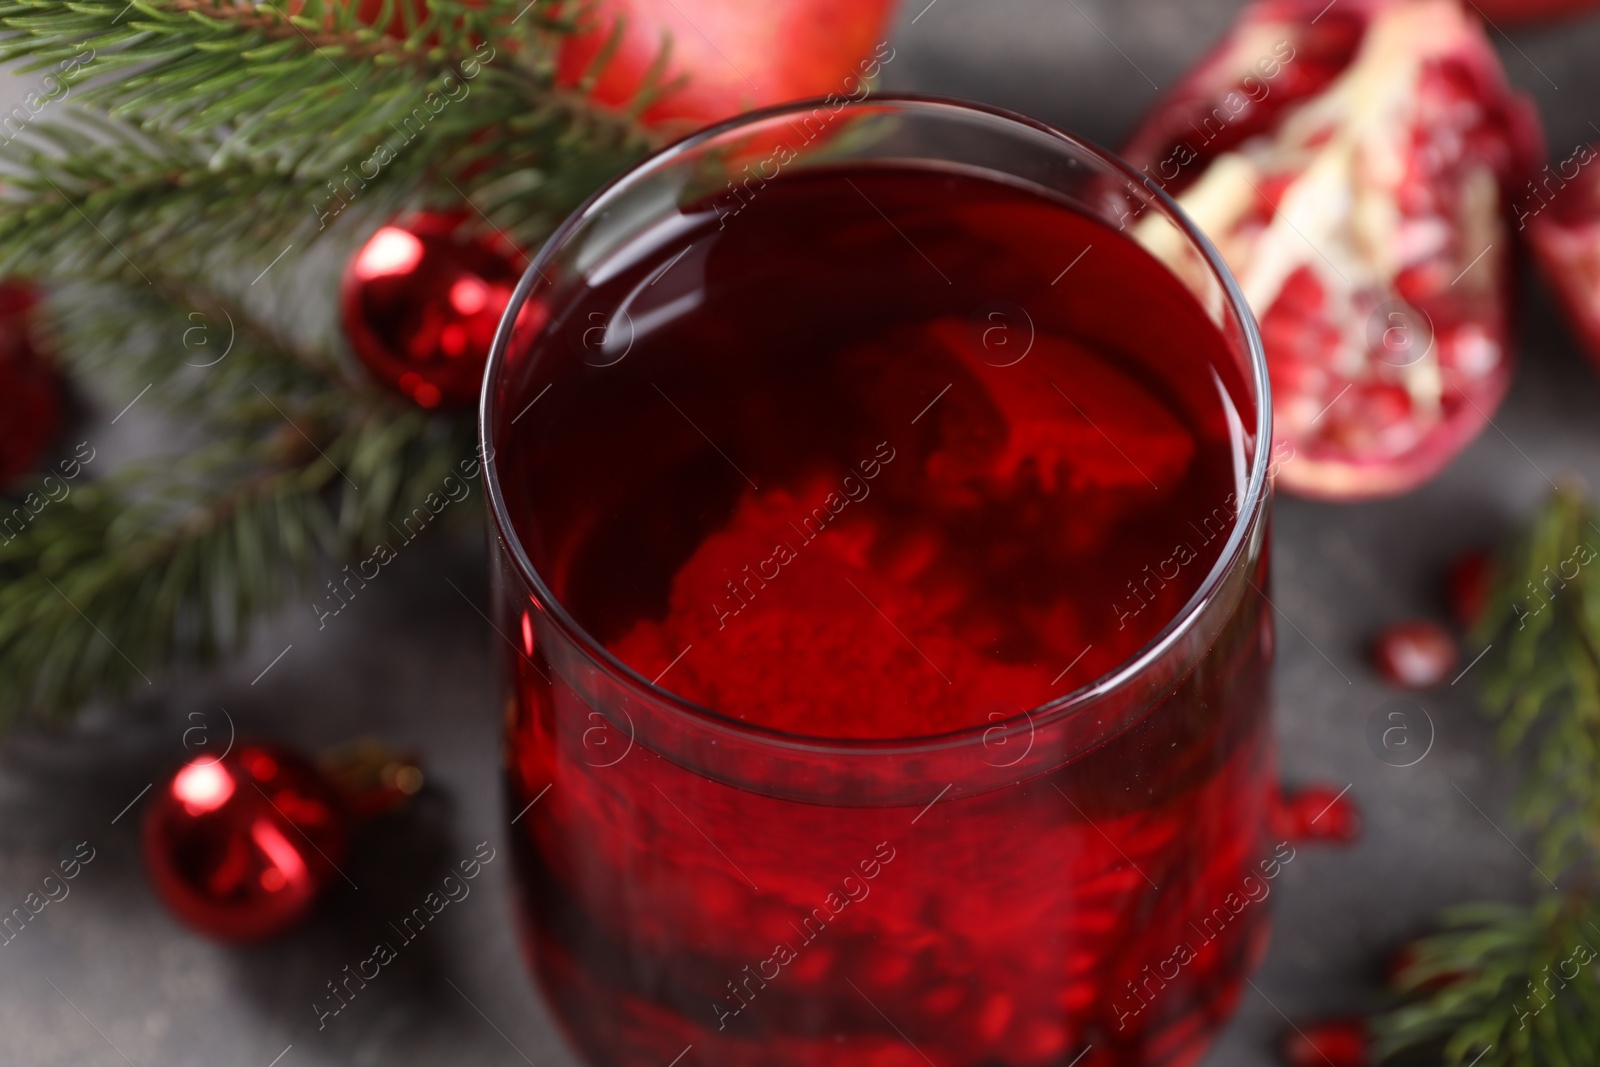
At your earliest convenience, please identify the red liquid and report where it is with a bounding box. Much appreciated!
[495,165,1273,1066]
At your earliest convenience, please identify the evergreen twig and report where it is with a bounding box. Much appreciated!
[0,0,662,717]
[0,407,474,717]
[0,0,658,283]
[1376,488,1600,1064]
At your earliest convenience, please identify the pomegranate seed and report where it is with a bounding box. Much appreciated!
[1282,1018,1371,1067]
[1384,942,1422,986]
[1445,549,1494,629]
[1385,942,1468,992]
[1371,621,1458,688]
[1271,784,1362,844]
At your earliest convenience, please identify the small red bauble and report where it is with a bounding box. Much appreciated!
[1445,549,1494,629]
[0,281,62,488]
[1282,1019,1371,1067]
[1371,620,1458,688]
[341,213,521,410]
[143,744,348,942]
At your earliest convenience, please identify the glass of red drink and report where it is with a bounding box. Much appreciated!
[482,97,1274,1067]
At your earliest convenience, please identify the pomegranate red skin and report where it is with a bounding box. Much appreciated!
[1525,143,1600,373]
[1122,0,1544,501]
[1372,620,1458,688]
[555,0,900,129]
[1282,1019,1372,1067]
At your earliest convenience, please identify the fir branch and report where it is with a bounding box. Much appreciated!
[51,278,362,422]
[0,460,329,716]
[1475,487,1600,876]
[0,0,657,293]
[1377,897,1600,1066]
[1377,488,1600,1064]
[0,115,405,286]
[0,406,474,718]
[2,0,521,163]
[0,0,656,179]
[0,0,667,721]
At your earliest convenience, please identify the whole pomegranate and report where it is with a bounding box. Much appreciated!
[556,0,901,128]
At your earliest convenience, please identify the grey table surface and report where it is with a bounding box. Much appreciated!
[5,1,1600,1064]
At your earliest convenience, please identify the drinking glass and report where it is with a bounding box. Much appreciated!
[481,96,1274,1067]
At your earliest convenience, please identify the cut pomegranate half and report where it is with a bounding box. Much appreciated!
[1123,0,1542,499]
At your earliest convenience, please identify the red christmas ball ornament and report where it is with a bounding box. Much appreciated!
[556,0,901,128]
[341,212,521,410]
[0,281,62,489]
[1282,1018,1371,1067]
[1371,620,1458,688]
[143,744,349,941]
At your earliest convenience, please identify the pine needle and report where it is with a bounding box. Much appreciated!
[1376,488,1600,1064]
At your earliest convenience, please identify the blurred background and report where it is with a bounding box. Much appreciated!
[4,0,1600,1064]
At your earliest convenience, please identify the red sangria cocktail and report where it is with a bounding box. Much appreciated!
[483,98,1274,1067]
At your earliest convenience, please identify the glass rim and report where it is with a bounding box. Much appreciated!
[479,93,1273,758]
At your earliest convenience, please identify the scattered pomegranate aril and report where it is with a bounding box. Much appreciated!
[1122,0,1543,500]
[1445,548,1494,629]
[1383,941,1419,985]
[1282,1018,1372,1067]
[1371,620,1458,688]
[1271,783,1362,844]
[1385,941,1469,992]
